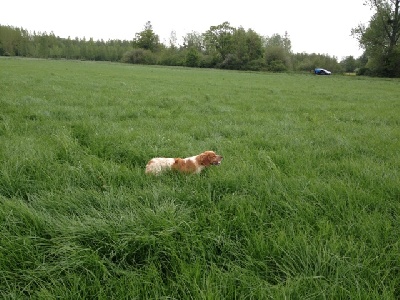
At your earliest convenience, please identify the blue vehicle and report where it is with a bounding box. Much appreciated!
[314,68,331,75]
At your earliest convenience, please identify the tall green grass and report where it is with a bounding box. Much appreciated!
[1,57,399,299]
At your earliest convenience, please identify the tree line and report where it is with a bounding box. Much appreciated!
[0,26,133,62]
[0,21,366,74]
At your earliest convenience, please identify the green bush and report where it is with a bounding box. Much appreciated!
[356,67,374,76]
[185,48,201,67]
[219,54,243,70]
[268,60,287,72]
[121,48,157,65]
[159,49,185,66]
[245,58,267,71]
[197,54,215,68]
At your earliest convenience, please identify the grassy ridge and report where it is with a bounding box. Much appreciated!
[0,58,399,299]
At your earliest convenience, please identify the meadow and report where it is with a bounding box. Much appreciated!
[0,57,399,299]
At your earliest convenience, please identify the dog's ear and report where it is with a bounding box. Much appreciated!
[199,153,211,166]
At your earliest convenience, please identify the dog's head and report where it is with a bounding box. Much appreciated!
[197,151,223,167]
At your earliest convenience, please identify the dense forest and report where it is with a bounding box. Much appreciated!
[0,21,366,74]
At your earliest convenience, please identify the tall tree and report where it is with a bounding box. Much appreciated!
[264,33,292,71]
[168,31,178,49]
[134,21,160,52]
[352,0,400,77]
[183,31,204,51]
[245,29,264,62]
[223,27,263,69]
[341,55,358,72]
[0,25,22,56]
[203,22,235,60]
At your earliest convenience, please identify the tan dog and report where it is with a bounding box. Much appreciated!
[145,151,223,175]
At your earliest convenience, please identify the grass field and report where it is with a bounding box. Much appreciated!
[0,57,399,299]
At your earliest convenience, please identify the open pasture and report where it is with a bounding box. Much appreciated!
[0,58,399,299]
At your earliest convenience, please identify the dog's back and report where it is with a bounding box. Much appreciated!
[145,157,175,175]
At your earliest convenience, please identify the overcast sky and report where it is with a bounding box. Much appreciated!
[1,0,373,59]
